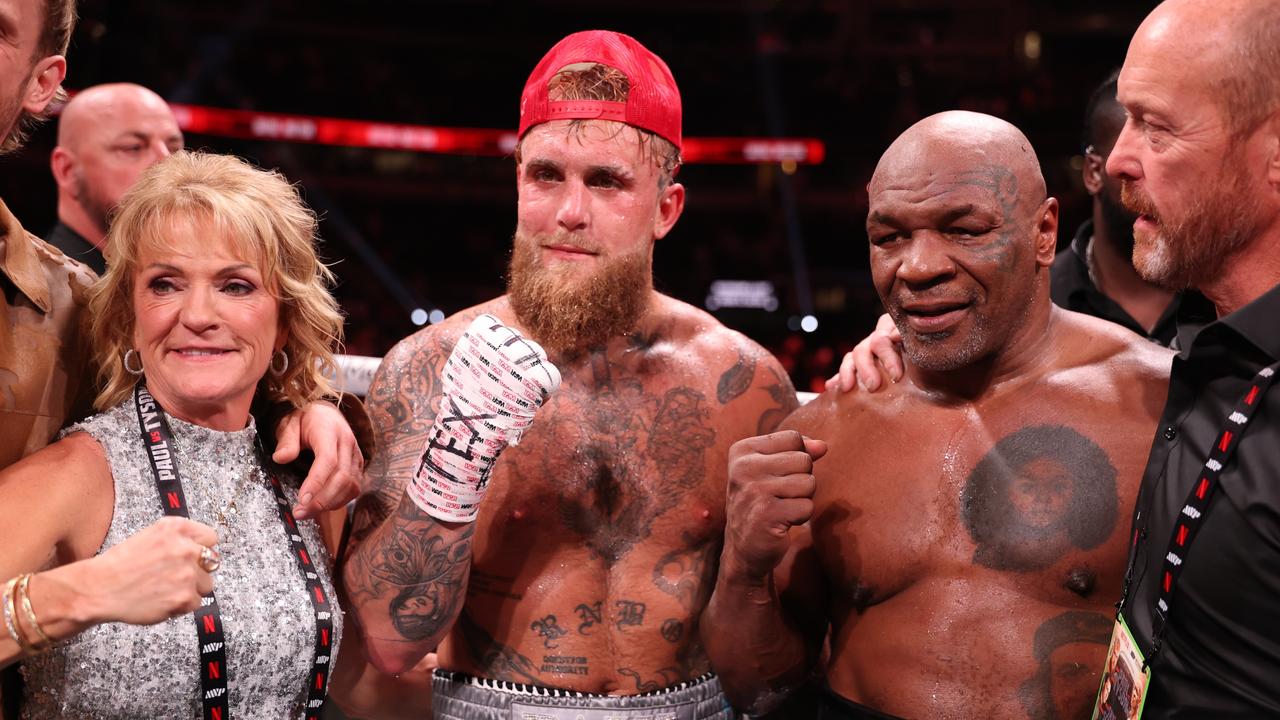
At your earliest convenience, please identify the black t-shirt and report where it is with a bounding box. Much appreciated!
[43,221,106,276]
[1120,282,1280,717]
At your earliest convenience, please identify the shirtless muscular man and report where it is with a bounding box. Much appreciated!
[703,111,1171,720]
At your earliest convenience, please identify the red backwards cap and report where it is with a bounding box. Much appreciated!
[518,30,682,151]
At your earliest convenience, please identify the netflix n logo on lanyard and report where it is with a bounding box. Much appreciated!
[133,381,334,719]
[266,475,334,719]
[1149,362,1278,659]
[134,383,230,720]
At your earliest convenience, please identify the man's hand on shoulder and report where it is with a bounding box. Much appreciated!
[275,400,364,520]
[826,313,903,393]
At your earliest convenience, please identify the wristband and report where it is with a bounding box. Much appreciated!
[407,314,560,522]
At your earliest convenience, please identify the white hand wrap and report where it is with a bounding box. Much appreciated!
[407,314,561,522]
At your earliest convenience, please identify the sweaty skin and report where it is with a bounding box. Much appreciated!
[345,293,796,693]
[704,112,1173,719]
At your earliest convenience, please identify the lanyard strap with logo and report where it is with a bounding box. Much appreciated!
[1094,361,1278,720]
[1136,360,1277,660]
[133,382,334,720]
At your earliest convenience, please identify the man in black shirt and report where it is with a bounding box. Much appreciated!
[44,83,183,275]
[1105,0,1280,715]
[1050,71,1184,345]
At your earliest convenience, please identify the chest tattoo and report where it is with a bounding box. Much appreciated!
[960,425,1118,572]
[512,352,716,562]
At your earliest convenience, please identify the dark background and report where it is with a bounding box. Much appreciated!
[0,0,1156,392]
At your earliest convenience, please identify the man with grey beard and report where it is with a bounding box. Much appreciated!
[343,30,796,718]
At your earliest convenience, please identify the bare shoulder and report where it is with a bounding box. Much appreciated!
[778,375,905,437]
[0,432,113,557]
[367,299,507,425]
[655,295,799,434]
[1,432,111,492]
[1053,308,1173,387]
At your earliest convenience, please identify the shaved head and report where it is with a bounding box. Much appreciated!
[871,111,1047,222]
[58,83,174,149]
[866,111,1058,376]
[51,83,183,246]
[1132,0,1280,138]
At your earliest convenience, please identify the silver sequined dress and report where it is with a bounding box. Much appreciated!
[21,401,344,719]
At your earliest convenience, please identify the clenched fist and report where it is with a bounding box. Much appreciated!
[722,430,828,581]
[76,516,220,626]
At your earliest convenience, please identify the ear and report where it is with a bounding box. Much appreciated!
[1265,111,1280,191]
[22,55,66,116]
[1082,152,1105,196]
[275,309,290,353]
[50,146,77,193]
[652,182,685,240]
[1034,197,1059,267]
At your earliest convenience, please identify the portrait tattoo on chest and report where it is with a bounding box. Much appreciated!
[1017,610,1113,720]
[961,425,1118,572]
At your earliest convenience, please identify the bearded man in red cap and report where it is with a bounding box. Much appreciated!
[342,30,795,718]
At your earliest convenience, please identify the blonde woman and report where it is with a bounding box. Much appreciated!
[0,151,348,718]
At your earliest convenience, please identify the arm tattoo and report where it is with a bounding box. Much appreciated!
[458,610,541,684]
[343,333,479,647]
[717,350,757,404]
[346,504,475,641]
[756,365,799,435]
[1017,610,1113,720]
[961,425,1118,572]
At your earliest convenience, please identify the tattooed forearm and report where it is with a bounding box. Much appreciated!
[345,500,476,643]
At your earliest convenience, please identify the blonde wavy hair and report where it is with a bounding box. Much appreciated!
[90,150,344,412]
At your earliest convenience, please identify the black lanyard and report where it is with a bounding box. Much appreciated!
[1117,361,1279,664]
[133,382,334,719]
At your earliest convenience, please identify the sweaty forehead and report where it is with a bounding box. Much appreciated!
[869,113,1044,213]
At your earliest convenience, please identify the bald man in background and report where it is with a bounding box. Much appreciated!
[44,82,183,274]
[703,111,1171,719]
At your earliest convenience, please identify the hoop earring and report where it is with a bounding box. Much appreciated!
[123,349,144,376]
[270,350,289,377]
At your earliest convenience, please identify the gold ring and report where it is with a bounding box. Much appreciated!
[198,546,221,574]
